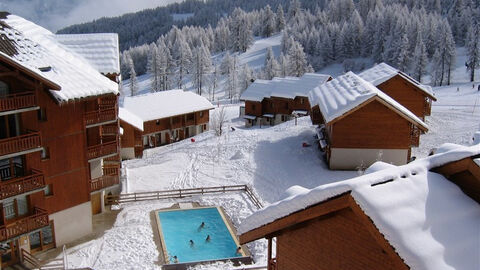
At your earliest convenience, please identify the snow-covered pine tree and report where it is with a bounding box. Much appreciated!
[431,48,444,86]
[226,55,239,102]
[229,8,253,52]
[220,52,232,75]
[276,5,286,32]
[287,39,313,77]
[215,18,230,52]
[466,23,480,82]
[396,33,410,72]
[278,52,289,77]
[280,30,291,54]
[127,55,138,96]
[157,38,175,91]
[171,28,192,89]
[147,44,162,92]
[411,33,428,82]
[240,64,254,95]
[192,41,212,95]
[264,47,280,80]
[262,5,276,37]
[287,0,302,23]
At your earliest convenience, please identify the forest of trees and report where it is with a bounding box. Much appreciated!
[63,0,480,98]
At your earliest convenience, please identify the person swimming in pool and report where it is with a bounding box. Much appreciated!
[236,247,242,255]
[189,240,194,246]
[200,222,205,228]
[205,235,211,242]
[173,256,178,263]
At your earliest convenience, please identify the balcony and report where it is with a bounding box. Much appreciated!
[86,140,118,161]
[101,125,118,136]
[90,165,120,192]
[0,207,49,242]
[0,132,42,159]
[0,91,38,115]
[84,108,117,128]
[0,169,45,200]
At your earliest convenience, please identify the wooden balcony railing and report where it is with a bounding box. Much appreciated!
[0,91,37,113]
[84,108,117,127]
[103,164,120,176]
[90,175,119,192]
[0,207,49,242]
[0,132,41,157]
[268,258,277,270]
[0,169,45,200]
[102,125,118,135]
[86,140,118,161]
[411,125,421,147]
[104,154,120,163]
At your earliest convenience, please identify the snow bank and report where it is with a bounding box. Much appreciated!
[308,72,428,130]
[122,90,214,122]
[359,62,435,99]
[1,14,118,103]
[239,143,480,270]
[55,33,120,75]
[119,107,144,131]
[240,73,331,102]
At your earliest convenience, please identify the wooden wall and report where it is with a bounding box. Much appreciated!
[244,101,262,116]
[275,207,404,270]
[143,109,210,135]
[120,120,136,148]
[330,100,412,149]
[21,87,92,214]
[378,75,429,119]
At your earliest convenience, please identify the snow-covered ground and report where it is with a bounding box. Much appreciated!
[63,79,480,269]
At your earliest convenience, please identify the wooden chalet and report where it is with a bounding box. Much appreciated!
[308,72,428,170]
[359,62,437,120]
[240,74,331,127]
[120,90,214,159]
[239,144,480,270]
[0,13,120,267]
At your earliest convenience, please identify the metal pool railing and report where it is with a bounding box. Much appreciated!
[106,184,264,209]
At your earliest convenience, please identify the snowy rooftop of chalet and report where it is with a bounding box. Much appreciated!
[358,62,436,99]
[240,73,331,102]
[122,90,214,122]
[119,107,143,131]
[308,72,428,130]
[0,14,118,103]
[239,143,480,270]
[55,33,120,75]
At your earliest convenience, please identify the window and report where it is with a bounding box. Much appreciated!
[285,102,289,109]
[199,111,204,118]
[203,124,207,131]
[252,104,256,111]
[37,108,47,121]
[0,81,8,97]
[187,113,194,121]
[300,98,304,104]
[45,184,53,196]
[41,147,50,160]
[156,120,160,125]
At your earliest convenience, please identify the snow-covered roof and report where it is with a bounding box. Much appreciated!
[55,33,120,75]
[240,73,331,102]
[0,14,118,103]
[122,90,214,122]
[119,107,144,131]
[359,62,436,100]
[308,72,428,130]
[239,143,480,270]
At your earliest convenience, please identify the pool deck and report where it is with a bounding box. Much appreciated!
[152,203,253,270]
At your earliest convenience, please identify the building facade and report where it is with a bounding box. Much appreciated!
[0,13,120,267]
[120,90,214,159]
[241,74,331,127]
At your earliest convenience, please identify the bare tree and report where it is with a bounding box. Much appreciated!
[211,107,226,136]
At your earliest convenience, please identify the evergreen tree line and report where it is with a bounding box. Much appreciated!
[122,0,480,98]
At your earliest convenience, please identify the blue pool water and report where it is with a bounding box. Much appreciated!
[157,207,243,264]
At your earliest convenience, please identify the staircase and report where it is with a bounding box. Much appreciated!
[20,247,66,270]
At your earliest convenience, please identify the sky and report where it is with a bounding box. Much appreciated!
[0,0,181,32]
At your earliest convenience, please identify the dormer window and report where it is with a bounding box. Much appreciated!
[0,81,8,97]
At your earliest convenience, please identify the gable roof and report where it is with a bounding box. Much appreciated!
[239,143,480,270]
[240,73,331,102]
[55,33,120,75]
[359,62,436,100]
[119,107,143,131]
[0,14,118,103]
[122,90,214,122]
[308,72,428,131]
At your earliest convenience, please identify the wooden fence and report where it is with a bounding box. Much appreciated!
[106,185,263,209]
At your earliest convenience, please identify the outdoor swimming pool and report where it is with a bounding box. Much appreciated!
[156,207,245,264]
